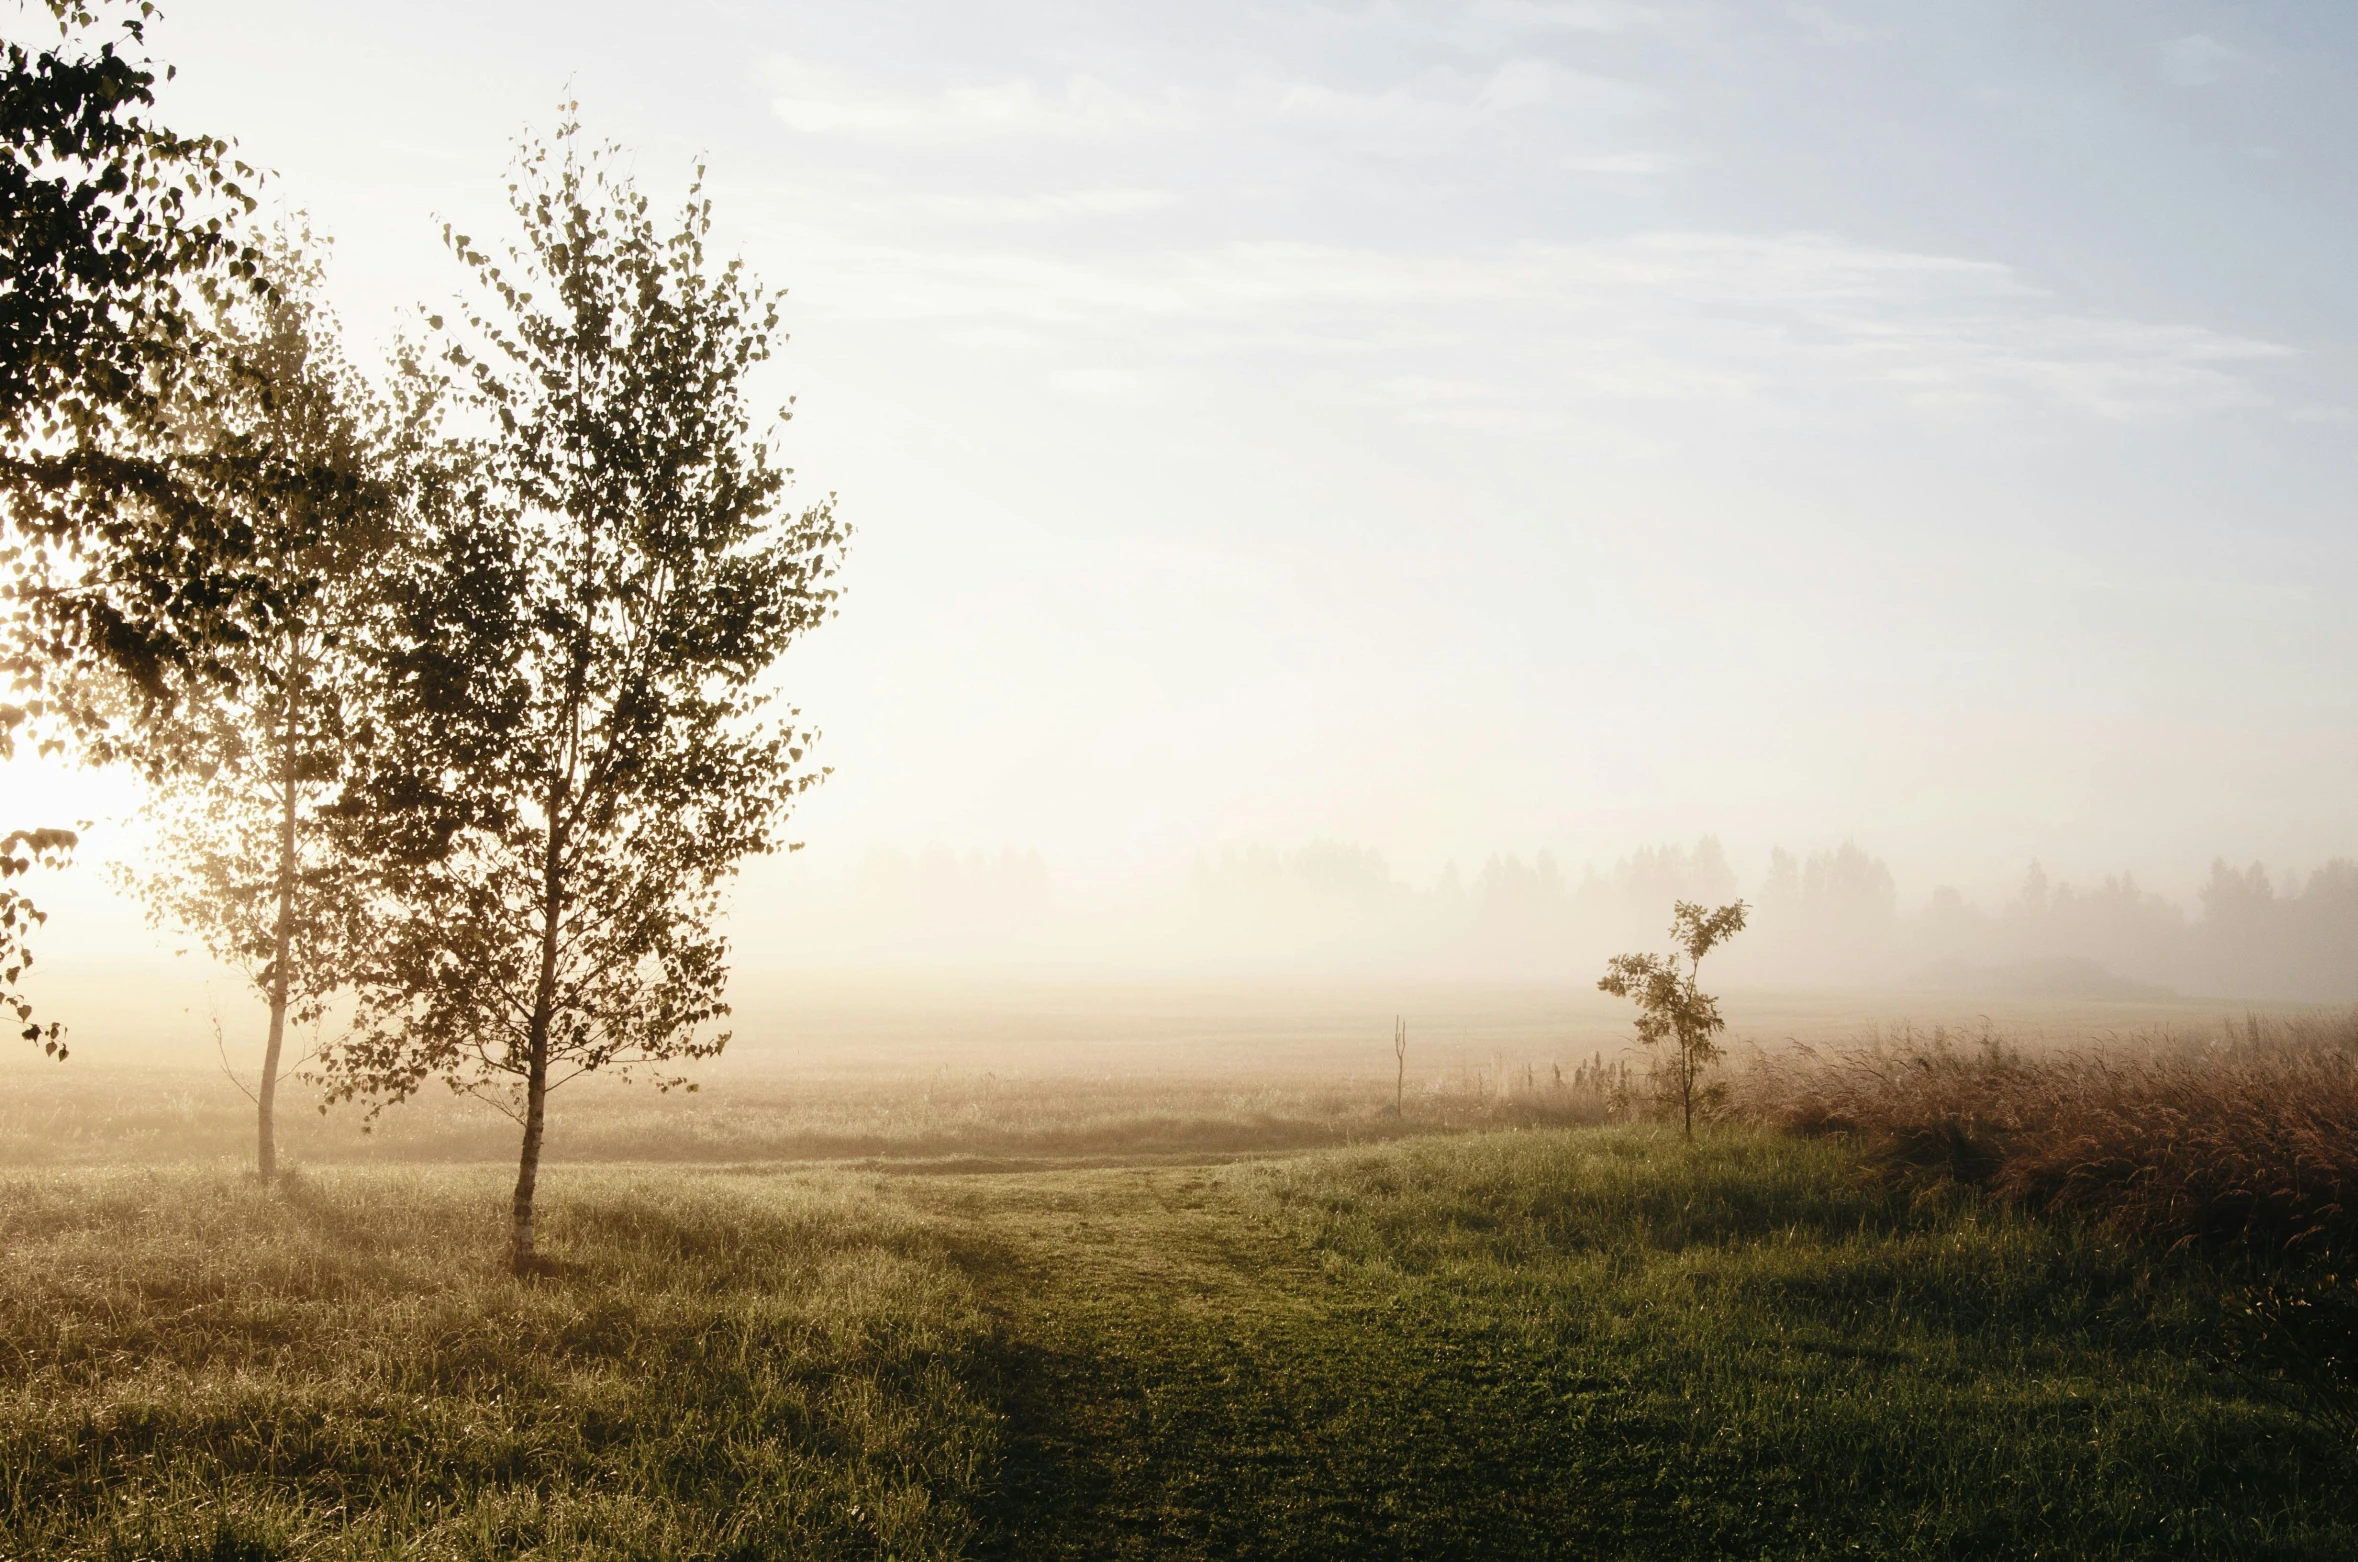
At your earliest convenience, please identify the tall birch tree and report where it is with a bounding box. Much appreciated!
[323,118,846,1272]
[118,233,396,1177]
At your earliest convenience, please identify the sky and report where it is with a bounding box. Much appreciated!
[9,0,2358,979]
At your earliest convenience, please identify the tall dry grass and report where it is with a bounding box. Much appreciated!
[1737,1009,2358,1263]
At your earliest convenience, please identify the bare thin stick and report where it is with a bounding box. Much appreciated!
[211,1010,260,1107]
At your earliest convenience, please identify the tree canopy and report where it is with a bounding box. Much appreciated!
[0,0,259,1050]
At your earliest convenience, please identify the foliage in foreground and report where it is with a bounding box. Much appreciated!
[0,1167,995,1560]
[1,0,259,1053]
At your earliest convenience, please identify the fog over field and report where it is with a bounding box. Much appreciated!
[8,7,2358,1555]
[7,0,2357,1043]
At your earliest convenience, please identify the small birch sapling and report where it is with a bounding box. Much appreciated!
[1597,899,1749,1139]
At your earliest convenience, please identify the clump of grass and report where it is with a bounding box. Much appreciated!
[1740,1011,2358,1262]
[1738,1010,2358,1442]
[0,1166,997,1560]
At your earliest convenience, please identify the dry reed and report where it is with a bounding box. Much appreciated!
[1737,1009,2358,1263]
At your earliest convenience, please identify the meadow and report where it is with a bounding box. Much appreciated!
[0,974,2291,1168]
[3,987,2353,1559]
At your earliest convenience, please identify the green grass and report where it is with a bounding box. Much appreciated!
[0,1167,996,1560]
[935,1130,2354,1560]
[1245,1131,2348,1558]
[4,1129,2351,1559]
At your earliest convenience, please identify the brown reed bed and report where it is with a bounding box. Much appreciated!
[1736,1009,2358,1264]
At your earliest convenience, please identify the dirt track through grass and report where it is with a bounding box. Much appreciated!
[919,1134,2358,1561]
[925,1163,1641,1560]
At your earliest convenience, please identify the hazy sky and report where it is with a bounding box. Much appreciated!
[15,1,2358,960]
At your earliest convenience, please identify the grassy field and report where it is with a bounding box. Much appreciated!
[1,1165,998,1560]
[0,1064,1620,1170]
[5,1126,2350,1560]
[0,979,2297,1170]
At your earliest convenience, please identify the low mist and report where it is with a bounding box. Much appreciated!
[735,834,2357,1004]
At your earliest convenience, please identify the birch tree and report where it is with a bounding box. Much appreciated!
[323,118,846,1272]
[0,1,259,1051]
[1598,899,1749,1139]
[117,233,396,1178]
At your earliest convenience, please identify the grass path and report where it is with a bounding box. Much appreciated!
[922,1157,1808,1560]
[913,1135,2358,1561]
[926,1165,1483,1560]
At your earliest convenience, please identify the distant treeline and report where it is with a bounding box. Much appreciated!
[751,835,2352,998]
[1180,837,2358,1000]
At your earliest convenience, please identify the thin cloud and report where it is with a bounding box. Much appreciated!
[1564,151,1682,174]
[1047,367,1153,400]
[1467,1,1697,37]
[789,230,2291,421]
[767,57,1178,143]
[916,188,1182,223]
[1262,58,1656,137]
[1782,3,1886,47]
[2158,34,2242,87]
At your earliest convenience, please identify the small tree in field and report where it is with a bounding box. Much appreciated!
[116,233,397,1179]
[323,117,846,1273]
[1598,899,1748,1139]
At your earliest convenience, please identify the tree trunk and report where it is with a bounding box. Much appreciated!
[1681,1042,1696,1141]
[1680,960,1699,1141]
[510,1024,550,1273]
[258,670,301,1181]
[512,782,568,1275]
